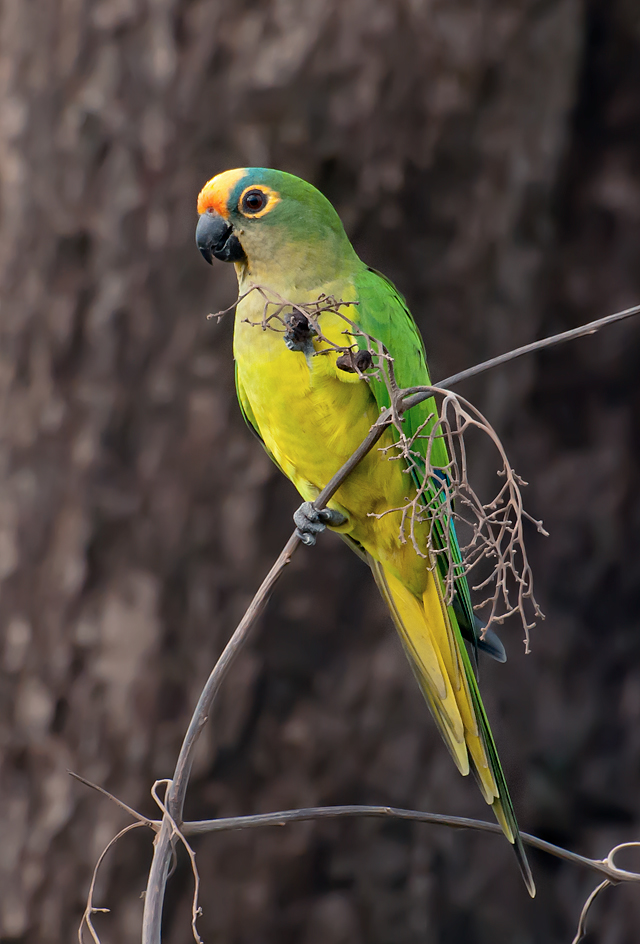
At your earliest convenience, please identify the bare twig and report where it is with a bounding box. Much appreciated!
[150,781,204,944]
[180,806,640,885]
[141,535,301,944]
[141,423,388,943]
[76,776,640,944]
[208,288,640,388]
[71,786,640,890]
[437,302,640,388]
[206,287,257,322]
[69,771,157,829]
[569,841,640,942]
[571,880,611,944]
[379,386,548,647]
[79,821,149,944]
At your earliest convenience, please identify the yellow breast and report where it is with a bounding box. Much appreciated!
[233,285,430,594]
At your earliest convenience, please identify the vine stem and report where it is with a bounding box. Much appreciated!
[141,423,388,943]
[178,805,640,884]
[141,301,640,943]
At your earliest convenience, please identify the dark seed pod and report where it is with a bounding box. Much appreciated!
[336,353,356,372]
[336,350,373,373]
[354,350,373,372]
[284,310,316,352]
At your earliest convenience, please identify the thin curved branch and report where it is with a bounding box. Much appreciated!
[141,534,301,943]
[437,302,640,388]
[569,843,640,943]
[69,771,157,829]
[140,300,640,943]
[79,821,149,944]
[571,881,611,944]
[70,781,640,890]
[179,805,640,885]
[75,771,640,944]
[141,423,389,943]
[150,780,204,944]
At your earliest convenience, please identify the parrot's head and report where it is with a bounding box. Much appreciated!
[195,168,359,290]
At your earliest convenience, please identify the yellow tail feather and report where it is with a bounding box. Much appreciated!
[492,799,515,844]
[370,560,499,803]
[369,555,536,895]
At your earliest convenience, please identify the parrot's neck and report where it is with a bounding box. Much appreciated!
[233,228,362,298]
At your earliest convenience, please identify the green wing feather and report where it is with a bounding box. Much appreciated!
[352,267,534,896]
[352,268,476,634]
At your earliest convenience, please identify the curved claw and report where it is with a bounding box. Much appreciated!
[293,502,347,545]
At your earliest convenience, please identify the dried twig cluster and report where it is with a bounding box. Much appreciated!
[384,388,548,649]
[73,296,640,944]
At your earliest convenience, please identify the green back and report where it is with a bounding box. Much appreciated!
[352,268,448,462]
[352,267,475,637]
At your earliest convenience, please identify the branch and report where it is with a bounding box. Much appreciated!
[150,780,204,944]
[571,881,610,944]
[141,421,388,943]
[437,302,640,388]
[76,773,640,944]
[78,821,149,944]
[136,299,640,942]
[69,771,157,829]
[179,805,640,885]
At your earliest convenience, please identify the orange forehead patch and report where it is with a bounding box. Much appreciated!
[196,168,247,217]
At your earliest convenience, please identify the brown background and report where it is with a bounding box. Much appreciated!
[2,1,640,942]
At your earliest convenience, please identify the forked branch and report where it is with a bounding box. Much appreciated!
[77,784,640,944]
[73,297,640,944]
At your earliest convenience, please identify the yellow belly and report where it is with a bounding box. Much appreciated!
[234,292,430,595]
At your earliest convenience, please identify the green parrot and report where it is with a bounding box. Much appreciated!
[195,167,535,896]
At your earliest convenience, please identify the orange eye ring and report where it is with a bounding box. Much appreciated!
[238,184,280,218]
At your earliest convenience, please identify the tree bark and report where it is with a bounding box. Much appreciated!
[1,1,639,942]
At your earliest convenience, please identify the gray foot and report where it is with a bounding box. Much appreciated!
[294,501,347,546]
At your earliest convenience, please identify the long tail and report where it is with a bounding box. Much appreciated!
[369,556,535,897]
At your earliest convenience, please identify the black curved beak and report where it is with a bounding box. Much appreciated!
[196,210,245,264]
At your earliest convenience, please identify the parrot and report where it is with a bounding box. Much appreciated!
[195,167,535,896]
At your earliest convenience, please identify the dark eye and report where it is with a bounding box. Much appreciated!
[241,189,267,213]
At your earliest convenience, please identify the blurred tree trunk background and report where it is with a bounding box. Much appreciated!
[2,1,640,942]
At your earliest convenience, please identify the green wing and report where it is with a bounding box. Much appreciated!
[352,268,533,895]
[352,267,476,639]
